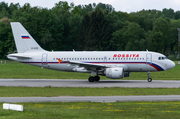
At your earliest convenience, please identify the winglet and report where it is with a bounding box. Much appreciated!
[57,58,63,63]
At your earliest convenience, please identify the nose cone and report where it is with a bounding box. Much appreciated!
[167,60,175,70]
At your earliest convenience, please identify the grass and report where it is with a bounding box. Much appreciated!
[0,60,179,80]
[0,61,180,118]
[1,101,180,119]
[1,87,180,97]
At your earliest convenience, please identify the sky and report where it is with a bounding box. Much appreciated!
[3,0,180,13]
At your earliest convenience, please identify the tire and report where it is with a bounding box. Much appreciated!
[148,78,152,82]
[94,76,100,82]
[88,77,95,82]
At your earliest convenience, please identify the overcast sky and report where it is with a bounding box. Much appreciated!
[4,0,180,13]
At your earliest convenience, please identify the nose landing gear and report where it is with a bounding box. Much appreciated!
[147,72,152,82]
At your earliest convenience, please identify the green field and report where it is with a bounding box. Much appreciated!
[1,87,180,97]
[0,60,179,80]
[1,101,180,119]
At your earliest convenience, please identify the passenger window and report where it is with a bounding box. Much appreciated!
[158,57,161,60]
[109,58,111,60]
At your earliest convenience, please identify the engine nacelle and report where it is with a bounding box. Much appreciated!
[104,67,124,79]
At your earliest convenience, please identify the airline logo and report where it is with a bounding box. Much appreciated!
[21,34,30,39]
[57,58,63,63]
[113,54,139,58]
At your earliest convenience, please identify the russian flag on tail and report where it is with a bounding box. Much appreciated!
[21,35,30,39]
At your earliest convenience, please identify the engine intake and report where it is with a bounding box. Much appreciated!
[104,67,124,79]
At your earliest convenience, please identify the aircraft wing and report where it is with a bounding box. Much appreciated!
[57,58,110,70]
[66,60,110,69]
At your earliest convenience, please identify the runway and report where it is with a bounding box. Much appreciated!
[0,95,180,102]
[0,79,180,88]
[1,79,180,102]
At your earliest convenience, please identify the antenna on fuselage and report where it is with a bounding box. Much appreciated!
[146,49,148,52]
[73,49,75,52]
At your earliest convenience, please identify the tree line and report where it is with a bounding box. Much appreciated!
[0,1,180,59]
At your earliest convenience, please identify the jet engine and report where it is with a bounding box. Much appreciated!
[104,67,124,79]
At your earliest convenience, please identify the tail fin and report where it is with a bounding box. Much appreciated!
[10,22,45,53]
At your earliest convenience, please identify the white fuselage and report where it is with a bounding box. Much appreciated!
[8,51,175,73]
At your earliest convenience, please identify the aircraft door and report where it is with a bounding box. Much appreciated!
[42,54,48,65]
[146,53,152,64]
[104,56,107,62]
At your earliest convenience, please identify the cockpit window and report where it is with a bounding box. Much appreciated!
[158,57,168,60]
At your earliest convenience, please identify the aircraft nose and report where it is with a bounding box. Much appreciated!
[167,60,175,70]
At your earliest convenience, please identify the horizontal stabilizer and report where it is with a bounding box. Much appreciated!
[7,54,32,59]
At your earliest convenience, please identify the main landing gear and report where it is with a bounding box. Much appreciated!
[88,76,100,82]
[147,72,152,82]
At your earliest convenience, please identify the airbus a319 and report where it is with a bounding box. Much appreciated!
[7,22,175,82]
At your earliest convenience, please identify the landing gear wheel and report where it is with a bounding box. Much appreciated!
[88,76,95,82]
[148,78,152,82]
[147,72,152,82]
[94,76,100,82]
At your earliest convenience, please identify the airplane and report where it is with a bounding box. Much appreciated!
[7,22,175,82]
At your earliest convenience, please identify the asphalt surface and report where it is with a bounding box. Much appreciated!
[1,79,180,102]
[1,95,180,102]
[0,79,180,88]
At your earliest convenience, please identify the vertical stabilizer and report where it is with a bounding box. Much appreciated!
[10,22,45,53]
